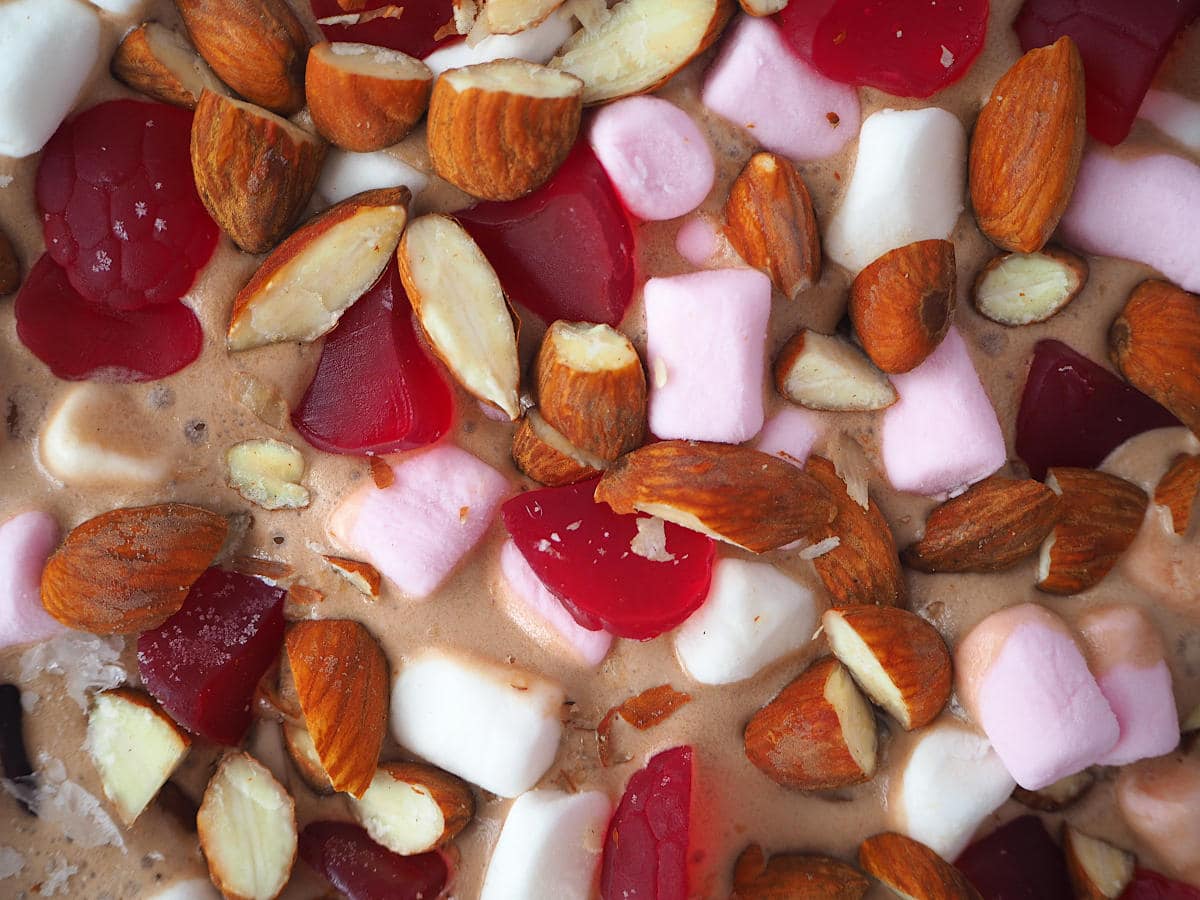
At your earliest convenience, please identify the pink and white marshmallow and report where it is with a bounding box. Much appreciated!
[0,511,66,651]
[1116,754,1200,886]
[755,407,823,468]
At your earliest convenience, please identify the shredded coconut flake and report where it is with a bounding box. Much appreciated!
[799,536,841,559]
[2,754,125,852]
[630,517,675,562]
[19,633,126,709]
[940,44,955,68]
[41,854,78,896]
[0,846,24,879]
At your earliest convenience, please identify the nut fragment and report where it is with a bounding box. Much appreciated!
[230,373,290,430]
[972,247,1088,326]
[282,723,334,795]
[511,410,605,486]
[733,844,871,899]
[111,22,227,110]
[858,832,982,900]
[774,330,896,412]
[321,555,382,600]
[485,0,565,33]
[352,762,475,856]
[1155,453,1200,535]
[737,0,788,14]
[226,439,311,511]
[1064,826,1136,900]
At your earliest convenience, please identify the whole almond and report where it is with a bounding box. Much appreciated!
[733,843,870,899]
[859,832,982,900]
[1155,453,1200,535]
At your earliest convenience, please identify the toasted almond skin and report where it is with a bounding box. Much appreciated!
[859,832,982,900]
[904,476,1062,573]
[1110,280,1200,436]
[111,24,217,109]
[375,761,475,847]
[282,723,335,796]
[725,152,821,301]
[285,619,389,799]
[596,440,837,553]
[1037,467,1149,595]
[176,0,309,115]
[972,246,1088,327]
[191,91,325,255]
[1155,454,1200,535]
[733,843,871,900]
[969,36,1085,253]
[851,239,956,374]
[321,555,382,599]
[0,227,18,295]
[511,415,602,486]
[41,504,227,634]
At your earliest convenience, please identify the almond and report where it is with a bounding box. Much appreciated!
[1012,769,1096,812]
[191,90,326,255]
[452,0,479,33]
[859,832,982,900]
[744,656,878,791]
[1036,467,1149,595]
[176,0,309,115]
[1064,826,1136,900]
[226,439,311,510]
[285,619,389,799]
[397,214,522,419]
[321,555,382,600]
[1155,453,1200,535]
[549,0,734,104]
[41,503,227,635]
[306,42,433,152]
[1110,280,1200,436]
[0,226,18,295]
[427,59,583,201]
[595,440,837,553]
[282,722,335,795]
[535,320,647,461]
[737,0,788,13]
[725,151,821,301]
[732,844,871,899]
[111,22,227,110]
[969,35,1085,253]
[903,476,1062,573]
[485,0,565,33]
[511,410,605,486]
[230,372,290,430]
[775,330,897,412]
[227,187,410,350]
[352,762,475,856]
[972,247,1088,327]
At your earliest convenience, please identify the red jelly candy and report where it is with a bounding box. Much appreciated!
[601,746,693,900]
[292,261,454,455]
[309,0,461,59]
[1016,340,1180,480]
[955,816,1073,900]
[1015,0,1200,145]
[500,479,715,640]
[777,0,990,99]
[36,99,218,311]
[1122,869,1200,900]
[458,142,636,326]
[137,568,286,746]
[300,821,449,900]
[15,254,203,382]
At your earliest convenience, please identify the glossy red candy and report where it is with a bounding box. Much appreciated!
[457,142,637,326]
[601,745,693,900]
[500,479,715,640]
[955,815,1073,900]
[309,0,461,59]
[1015,0,1200,145]
[137,568,286,746]
[776,0,989,99]
[15,254,203,382]
[36,100,218,311]
[292,261,454,455]
[300,821,449,900]
[1016,340,1180,480]
[1121,869,1200,900]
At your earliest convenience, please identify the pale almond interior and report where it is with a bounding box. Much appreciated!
[741,0,788,13]
[226,439,310,511]
[823,613,912,729]
[528,409,608,471]
[1068,828,1135,898]
[142,22,226,101]
[444,58,582,98]
[976,252,1081,325]
[823,662,877,777]
[547,321,638,373]
[353,768,446,856]
[321,42,433,81]
[485,0,564,34]
[778,331,897,412]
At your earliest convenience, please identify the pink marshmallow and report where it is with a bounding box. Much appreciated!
[702,16,859,161]
[328,445,510,599]
[0,511,66,650]
[880,328,1006,497]
[588,96,715,221]
[1060,150,1200,294]
[644,269,772,443]
[675,216,720,267]
[755,407,823,467]
[956,603,1119,791]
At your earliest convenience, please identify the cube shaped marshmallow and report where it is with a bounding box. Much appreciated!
[423,10,573,75]
[1138,90,1200,154]
[0,511,66,650]
[315,150,429,208]
[755,407,823,468]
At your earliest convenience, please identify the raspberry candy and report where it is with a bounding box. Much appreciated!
[310,0,461,59]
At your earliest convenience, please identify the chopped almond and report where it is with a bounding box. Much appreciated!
[352,762,475,856]
[775,330,896,412]
[226,439,311,510]
[511,410,605,486]
[1155,454,1200,535]
[485,0,565,33]
[282,722,334,795]
[1064,826,1135,900]
[111,22,227,110]
[859,832,982,900]
[321,555,382,599]
[973,247,1088,326]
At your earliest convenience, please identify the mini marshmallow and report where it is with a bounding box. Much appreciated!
[1060,150,1200,294]
[480,789,611,900]
[1116,754,1200,886]
[0,0,100,158]
[674,558,817,685]
[645,269,772,443]
[146,880,221,900]
[824,107,966,274]
[755,407,823,468]
[880,328,1005,497]
[391,650,564,797]
[956,604,1119,791]
[315,150,429,208]
[889,718,1015,861]
[588,96,715,221]
[675,217,721,267]
[423,10,574,75]
[0,511,66,651]
[701,16,859,162]
[328,445,510,599]
[1139,89,1200,154]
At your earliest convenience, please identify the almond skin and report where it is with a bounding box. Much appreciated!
[969,35,1085,253]
[321,555,382,600]
[511,412,603,486]
[1063,826,1136,900]
[1155,453,1200,535]
[111,22,226,110]
[859,832,982,900]
[0,227,18,295]
[733,844,871,900]
[851,239,956,374]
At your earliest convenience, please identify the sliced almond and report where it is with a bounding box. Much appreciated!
[733,844,871,899]
[352,762,475,856]
[595,440,837,553]
[1155,454,1200,535]
[282,722,334,796]
[226,439,311,511]
[859,832,982,900]
[512,410,605,486]
[230,372,290,430]
[737,0,788,13]
[485,0,565,33]
[1064,827,1136,900]
[1012,768,1096,812]
[227,187,410,351]
[0,227,19,295]
[972,247,1088,327]
[775,330,897,412]
[321,555,382,600]
[111,22,227,110]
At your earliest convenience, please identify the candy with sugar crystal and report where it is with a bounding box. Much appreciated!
[0,511,65,651]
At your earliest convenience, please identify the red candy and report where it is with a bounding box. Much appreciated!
[309,0,461,59]
[299,821,449,900]
[458,142,636,327]
[1121,869,1200,900]
[292,261,454,456]
[501,480,715,640]
[36,100,218,311]
[776,0,989,99]
[137,568,286,746]
[955,815,1073,900]
[601,746,693,900]
[1015,0,1200,145]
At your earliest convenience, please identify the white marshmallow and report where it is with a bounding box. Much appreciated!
[315,150,429,208]
[423,10,574,75]
[145,880,220,900]
[480,790,611,900]
[1138,89,1200,154]
[391,650,564,798]
[86,0,148,16]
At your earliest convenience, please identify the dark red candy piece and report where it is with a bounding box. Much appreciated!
[501,479,715,640]
[137,568,286,746]
[458,142,637,326]
[1015,0,1200,145]
[300,821,449,900]
[15,254,203,383]
[776,0,989,99]
[1016,340,1180,480]
[601,745,693,900]
[309,0,461,59]
[1121,869,1200,900]
[955,815,1073,900]
[36,99,218,311]
[292,261,454,455]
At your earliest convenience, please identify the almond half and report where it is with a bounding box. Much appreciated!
[485,0,565,33]
[733,844,871,900]
[775,330,897,412]
[511,410,605,486]
[972,247,1088,327]
[859,832,982,900]
[111,22,227,110]
[351,762,475,856]
[1064,826,1136,900]
[1155,453,1200,535]
[282,722,334,796]
[321,555,382,600]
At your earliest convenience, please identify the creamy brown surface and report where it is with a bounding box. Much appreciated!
[1,1,1199,898]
